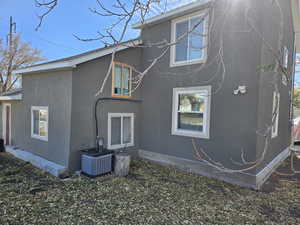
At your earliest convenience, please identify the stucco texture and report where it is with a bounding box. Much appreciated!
[1,0,294,187]
[255,0,294,172]
[139,0,262,174]
[69,47,142,170]
[8,70,73,168]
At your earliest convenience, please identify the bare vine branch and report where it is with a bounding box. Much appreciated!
[33,0,295,175]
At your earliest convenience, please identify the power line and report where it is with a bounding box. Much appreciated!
[33,33,81,52]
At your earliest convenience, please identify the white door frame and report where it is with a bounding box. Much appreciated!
[2,103,12,145]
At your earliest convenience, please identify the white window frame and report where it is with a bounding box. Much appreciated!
[31,106,49,141]
[2,103,12,145]
[170,10,209,67]
[172,86,211,139]
[283,46,289,69]
[271,92,280,138]
[107,113,134,150]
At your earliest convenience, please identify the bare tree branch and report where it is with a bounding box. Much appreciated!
[35,0,58,31]
[32,0,295,175]
[0,34,44,92]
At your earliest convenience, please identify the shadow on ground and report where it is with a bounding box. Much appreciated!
[261,154,300,193]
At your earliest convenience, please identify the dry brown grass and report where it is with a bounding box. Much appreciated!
[0,153,299,225]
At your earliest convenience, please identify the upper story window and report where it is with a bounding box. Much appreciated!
[112,62,132,98]
[170,11,208,67]
[31,106,48,141]
[172,86,211,139]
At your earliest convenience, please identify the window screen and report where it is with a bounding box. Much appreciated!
[113,63,132,97]
[108,113,134,149]
[172,86,211,138]
[172,13,207,65]
[31,106,48,141]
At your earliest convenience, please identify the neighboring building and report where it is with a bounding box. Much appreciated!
[0,0,298,189]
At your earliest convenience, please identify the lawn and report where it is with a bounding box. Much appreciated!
[0,153,300,225]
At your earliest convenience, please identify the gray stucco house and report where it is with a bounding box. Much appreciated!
[1,0,299,189]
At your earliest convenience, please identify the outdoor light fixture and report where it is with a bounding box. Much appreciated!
[233,85,247,95]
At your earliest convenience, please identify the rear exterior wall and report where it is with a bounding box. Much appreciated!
[255,0,295,172]
[69,48,142,170]
[14,70,73,168]
[139,0,264,175]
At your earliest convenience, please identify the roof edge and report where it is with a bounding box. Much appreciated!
[13,39,142,75]
[132,0,211,29]
[13,63,74,75]
[0,94,22,101]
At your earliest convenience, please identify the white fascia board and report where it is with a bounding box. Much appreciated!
[132,0,211,29]
[13,61,74,75]
[0,94,22,101]
[13,39,142,75]
[71,40,142,65]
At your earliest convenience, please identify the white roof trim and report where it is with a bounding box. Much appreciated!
[0,94,22,101]
[14,62,75,74]
[13,39,142,75]
[132,0,211,29]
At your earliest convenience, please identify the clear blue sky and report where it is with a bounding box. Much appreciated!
[0,0,190,61]
[0,0,140,61]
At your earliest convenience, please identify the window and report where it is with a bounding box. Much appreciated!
[112,62,132,97]
[170,11,208,67]
[283,46,289,69]
[108,113,134,149]
[172,86,211,138]
[31,106,48,141]
[272,92,280,138]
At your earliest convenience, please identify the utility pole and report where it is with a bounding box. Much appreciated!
[7,16,16,49]
[4,16,17,92]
